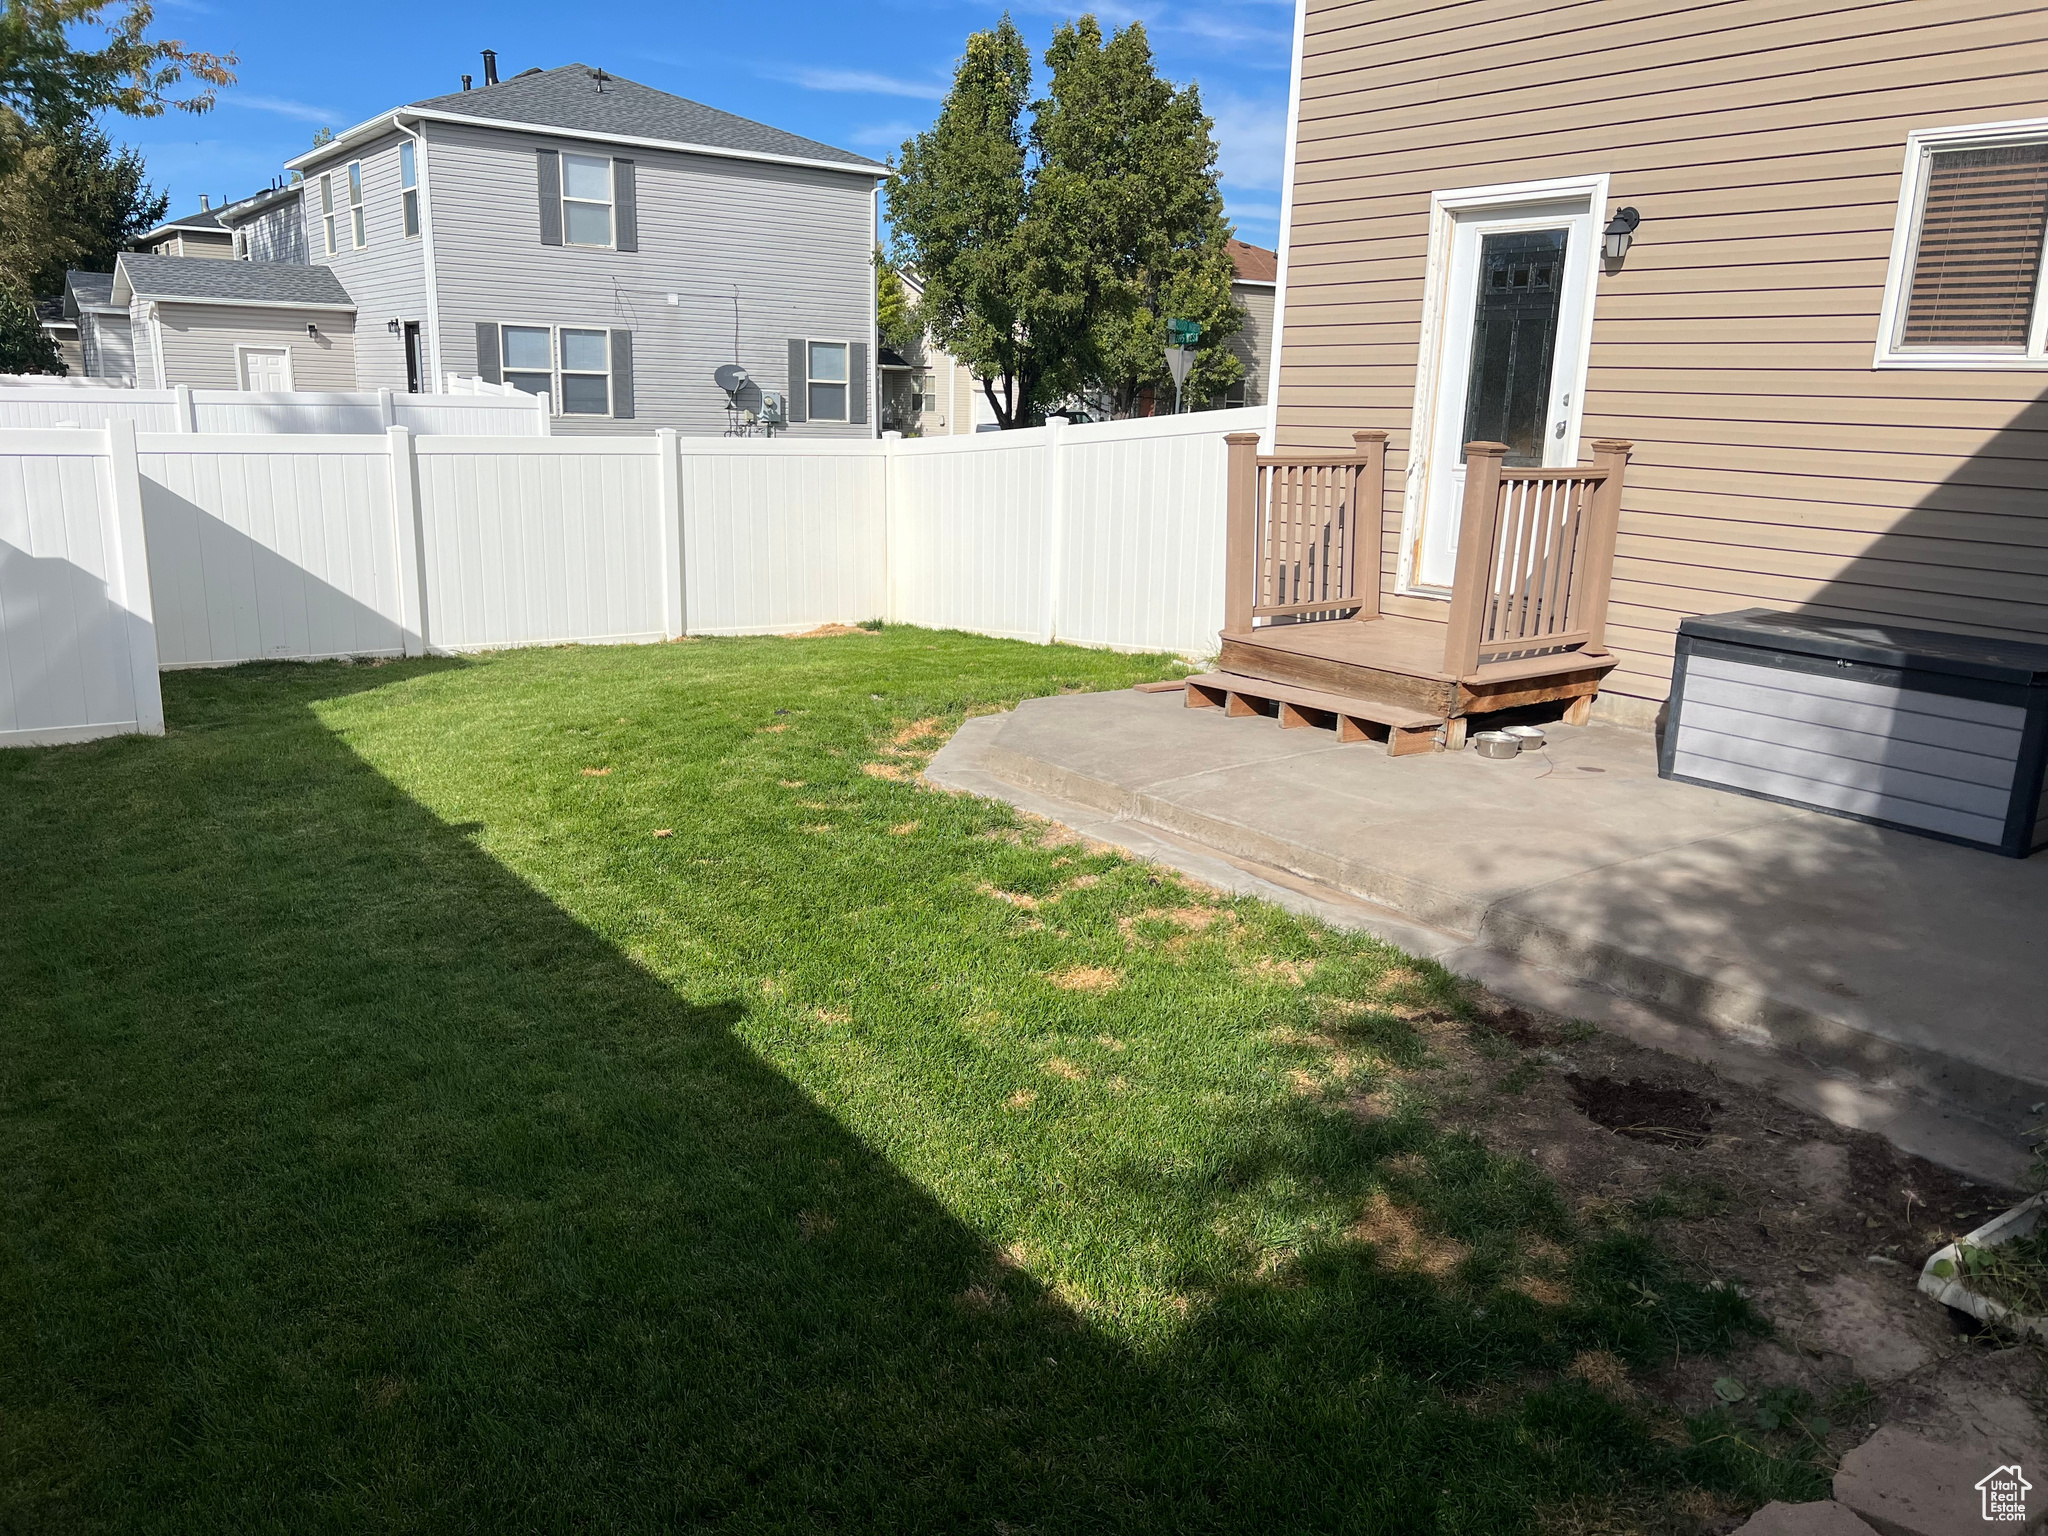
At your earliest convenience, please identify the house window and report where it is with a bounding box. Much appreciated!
[348,161,366,249]
[918,368,937,413]
[807,340,849,421]
[502,325,555,407]
[233,229,248,260]
[561,153,613,247]
[559,328,610,414]
[1878,120,2048,367]
[400,142,420,238]
[320,174,336,256]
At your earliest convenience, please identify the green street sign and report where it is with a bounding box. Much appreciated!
[1166,318,1203,345]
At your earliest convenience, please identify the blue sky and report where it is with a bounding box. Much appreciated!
[130,0,1294,248]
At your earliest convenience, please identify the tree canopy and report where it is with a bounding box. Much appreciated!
[0,282,60,372]
[0,1,233,175]
[0,118,165,296]
[886,13,1243,426]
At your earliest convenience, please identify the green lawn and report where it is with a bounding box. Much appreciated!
[1,629,1812,1533]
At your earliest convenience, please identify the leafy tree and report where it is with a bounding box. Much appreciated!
[0,118,165,296]
[0,1,234,174]
[1038,17,1242,417]
[874,248,917,355]
[885,18,1050,429]
[0,282,61,372]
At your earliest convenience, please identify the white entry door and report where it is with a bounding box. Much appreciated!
[238,346,293,392]
[1407,194,1598,592]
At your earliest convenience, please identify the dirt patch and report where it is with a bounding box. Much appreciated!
[978,883,1043,911]
[889,822,919,836]
[1483,1003,1562,1048]
[580,766,612,777]
[1346,1191,1468,1279]
[1042,1057,1087,1081]
[862,762,910,781]
[1047,965,1121,993]
[797,1209,837,1239]
[787,623,875,639]
[1566,1075,1716,1148]
[1004,1090,1038,1110]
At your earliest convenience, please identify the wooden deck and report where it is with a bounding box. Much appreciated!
[1217,430,1631,749]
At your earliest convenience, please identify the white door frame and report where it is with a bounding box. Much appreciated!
[1398,171,1609,596]
[235,343,295,392]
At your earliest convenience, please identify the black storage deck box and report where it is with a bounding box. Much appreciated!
[1662,609,2048,858]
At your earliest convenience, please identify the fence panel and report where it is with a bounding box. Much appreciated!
[136,434,404,666]
[0,427,160,745]
[678,439,887,635]
[888,428,1051,641]
[0,386,544,437]
[0,391,181,432]
[1057,408,1256,655]
[415,437,664,651]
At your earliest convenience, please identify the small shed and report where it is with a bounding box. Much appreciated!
[111,254,358,391]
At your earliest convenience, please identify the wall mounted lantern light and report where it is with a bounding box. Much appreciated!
[306,323,319,337]
[1602,207,1642,262]
[387,318,401,334]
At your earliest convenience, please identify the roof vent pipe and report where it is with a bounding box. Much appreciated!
[199,194,209,210]
[481,49,499,86]
[461,74,472,91]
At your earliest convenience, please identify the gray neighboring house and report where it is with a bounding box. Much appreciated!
[221,183,310,266]
[63,271,137,384]
[135,202,235,260]
[284,61,888,434]
[111,254,357,390]
[1224,239,1275,410]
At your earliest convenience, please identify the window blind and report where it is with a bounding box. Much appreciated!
[1901,142,2048,349]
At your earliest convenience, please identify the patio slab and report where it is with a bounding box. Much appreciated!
[936,689,2048,1169]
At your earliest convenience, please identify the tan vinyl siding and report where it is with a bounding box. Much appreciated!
[1275,0,2048,713]
[1228,282,1275,407]
[149,304,357,390]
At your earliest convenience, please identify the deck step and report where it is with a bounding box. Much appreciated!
[1183,672,1444,756]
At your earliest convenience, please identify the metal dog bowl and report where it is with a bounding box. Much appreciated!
[1500,725,1547,749]
[1471,731,1520,759]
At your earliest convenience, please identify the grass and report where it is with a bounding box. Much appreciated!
[0,628,1813,1533]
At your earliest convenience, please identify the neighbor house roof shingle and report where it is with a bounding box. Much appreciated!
[64,271,119,315]
[113,254,355,310]
[1228,239,1278,284]
[290,63,885,176]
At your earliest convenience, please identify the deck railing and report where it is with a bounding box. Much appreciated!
[1224,430,1385,631]
[1440,439,1631,679]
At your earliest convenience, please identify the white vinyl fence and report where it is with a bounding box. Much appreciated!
[0,381,549,437]
[0,407,1259,747]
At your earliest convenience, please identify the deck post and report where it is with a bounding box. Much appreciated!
[1349,430,1386,620]
[1440,441,1507,679]
[1224,431,1261,636]
[1577,439,1632,658]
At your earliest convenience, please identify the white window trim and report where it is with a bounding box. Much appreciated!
[1874,116,2048,370]
[1397,171,1608,596]
[347,160,366,250]
[319,173,337,257]
[806,337,852,422]
[234,343,295,392]
[560,153,616,250]
[497,322,617,419]
[399,142,420,240]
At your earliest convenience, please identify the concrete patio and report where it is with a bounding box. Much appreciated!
[931,688,2048,1182]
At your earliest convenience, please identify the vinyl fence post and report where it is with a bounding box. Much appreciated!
[377,387,396,429]
[103,418,164,734]
[1041,415,1067,646]
[657,429,685,639]
[386,425,428,655]
[172,383,195,433]
[535,388,552,438]
[880,430,901,625]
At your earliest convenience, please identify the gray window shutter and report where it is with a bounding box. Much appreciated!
[849,340,869,426]
[786,338,807,423]
[476,321,501,384]
[613,159,637,252]
[610,329,634,419]
[536,150,563,246]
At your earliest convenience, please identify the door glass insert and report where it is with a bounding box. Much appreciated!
[1459,228,1568,466]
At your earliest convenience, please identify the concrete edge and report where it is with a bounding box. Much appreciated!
[929,712,2034,1187]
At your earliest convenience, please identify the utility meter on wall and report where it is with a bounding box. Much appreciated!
[758,391,786,427]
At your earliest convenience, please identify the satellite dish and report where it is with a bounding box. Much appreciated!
[714,363,750,395]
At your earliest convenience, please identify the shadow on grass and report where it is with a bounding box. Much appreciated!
[1,657,1803,1535]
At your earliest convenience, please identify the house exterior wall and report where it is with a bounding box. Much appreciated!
[1276,0,2048,718]
[149,231,233,260]
[1228,281,1274,408]
[231,196,309,265]
[315,118,878,437]
[145,302,358,390]
[301,131,430,393]
[81,312,136,383]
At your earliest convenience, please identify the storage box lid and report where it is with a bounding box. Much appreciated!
[1677,609,2048,685]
